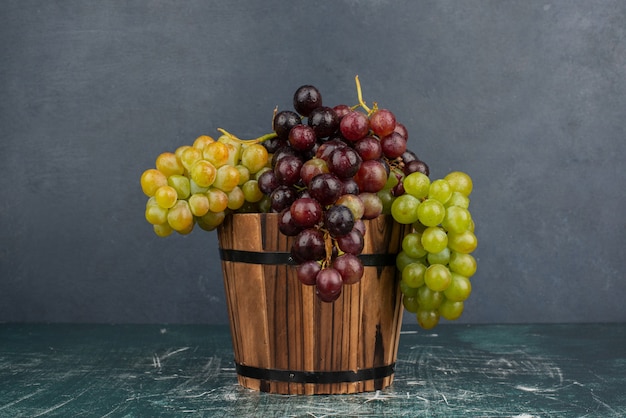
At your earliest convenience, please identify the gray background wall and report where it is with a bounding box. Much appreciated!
[1,0,625,325]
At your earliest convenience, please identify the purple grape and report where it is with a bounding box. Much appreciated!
[324,205,354,238]
[291,228,326,263]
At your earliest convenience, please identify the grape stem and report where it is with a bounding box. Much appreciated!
[354,75,378,116]
[217,128,277,144]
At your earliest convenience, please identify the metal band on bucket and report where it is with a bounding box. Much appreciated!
[235,362,395,384]
[219,249,397,266]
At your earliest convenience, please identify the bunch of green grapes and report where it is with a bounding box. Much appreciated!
[391,171,477,329]
[140,134,271,237]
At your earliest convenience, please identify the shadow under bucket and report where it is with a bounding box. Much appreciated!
[217,213,408,395]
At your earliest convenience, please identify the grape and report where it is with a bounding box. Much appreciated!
[333,253,364,285]
[145,198,168,225]
[417,285,444,310]
[207,188,229,213]
[341,178,360,195]
[416,309,439,330]
[308,173,343,206]
[327,147,362,179]
[447,230,478,254]
[439,300,464,320]
[235,165,250,185]
[428,179,452,204]
[294,85,322,117]
[227,187,245,210]
[335,194,365,220]
[354,136,383,160]
[339,111,369,141]
[297,260,321,285]
[444,171,473,196]
[402,232,427,259]
[390,194,420,224]
[202,141,230,168]
[332,104,351,119]
[154,185,178,209]
[427,247,451,266]
[393,123,408,140]
[442,206,471,233]
[290,197,323,228]
[404,159,429,176]
[369,108,396,137]
[153,222,173,237]
[335,227,364,254]
[291,228,326,263]
[359,192,383,219]
[354,159,388,193]
[324,205,355,237]
[188,193,210,216]
[213,165,240,192]
[257,170,280,194]
[444,272,472,302]
[274,154,304,186]
[417,199,446,227]
[402,295,419,313]
[403,172,430,199]
[424,264,452,292]
[380,132,407,159]
[241,144,269,174]
[167,200,194,232]
[421,226,448,253]
[396,250,423,272]
[193,134,214,149]
[288,124,317,152]
[241,180,264,203]
[198,210,225,230]
[449,252,477,277]
[273,110,301,140]
[401,262,427,288]
[141,169,168,197]
[270,185,297,212]
[278,208,303,236]
[180,146,203,171]
[300,157,329,186]
[315,268,343,302]
[445,192,470,209]
[155,152,184,177]
[167,174,191,199]
[316,138,347,161]
[190,160,217,188]
[399,279,419,297]
[308,106,339,138]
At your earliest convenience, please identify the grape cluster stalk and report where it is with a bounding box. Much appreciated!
[139,76,477,329]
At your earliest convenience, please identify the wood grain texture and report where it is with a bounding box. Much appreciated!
[217,213,410,394]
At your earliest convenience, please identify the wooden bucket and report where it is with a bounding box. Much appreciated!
[217,213,408,395]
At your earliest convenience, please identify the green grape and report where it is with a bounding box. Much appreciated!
[336,194,365,220]
[258,195,272,213]
[424,264,452,292]
[444,272,472,302]
[402,232,427,258]
[428,179,452,204]
[207,188,229,213]
[448,230,478,254]
[145,198,169,225]
[445,192,470,209]
[241,143,269,174]
[442,206,471,233]
[403,172,430,199]
[417,198,445,227]
[153,222,173,237]
[155,152,184,177]
[439,299,464,320]
[241,180,264,203]
[167,200,193,232]
[167,174,191,199]
[417,285,444,310]
[180,146,203,172]
[377,188,395,215]
[427,247,450,265]
[190,160,217,188]
[421,226,448,253]
[227,186,245,210]
[401,262,427,288]
[154,185,178,209]
[213,165,240,192]
[391,194,420,224]
[192,134,214,150]
[202,141,230,168]
[140,168,168,197]
[235,164,250,185]
[399,279,419,297]
[416,308,440,330]
[396,250,423,272]
[189,179,209,195]
[449,252,477,277]
[198,210,226,230]
[384,171,400,189]
[444,171,473,196]
[188,193,210,217]
[402,295,419,313]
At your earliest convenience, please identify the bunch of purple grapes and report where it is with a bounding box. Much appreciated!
[257,84,429,302]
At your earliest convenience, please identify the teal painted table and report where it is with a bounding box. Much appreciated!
[1,323,624,417]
